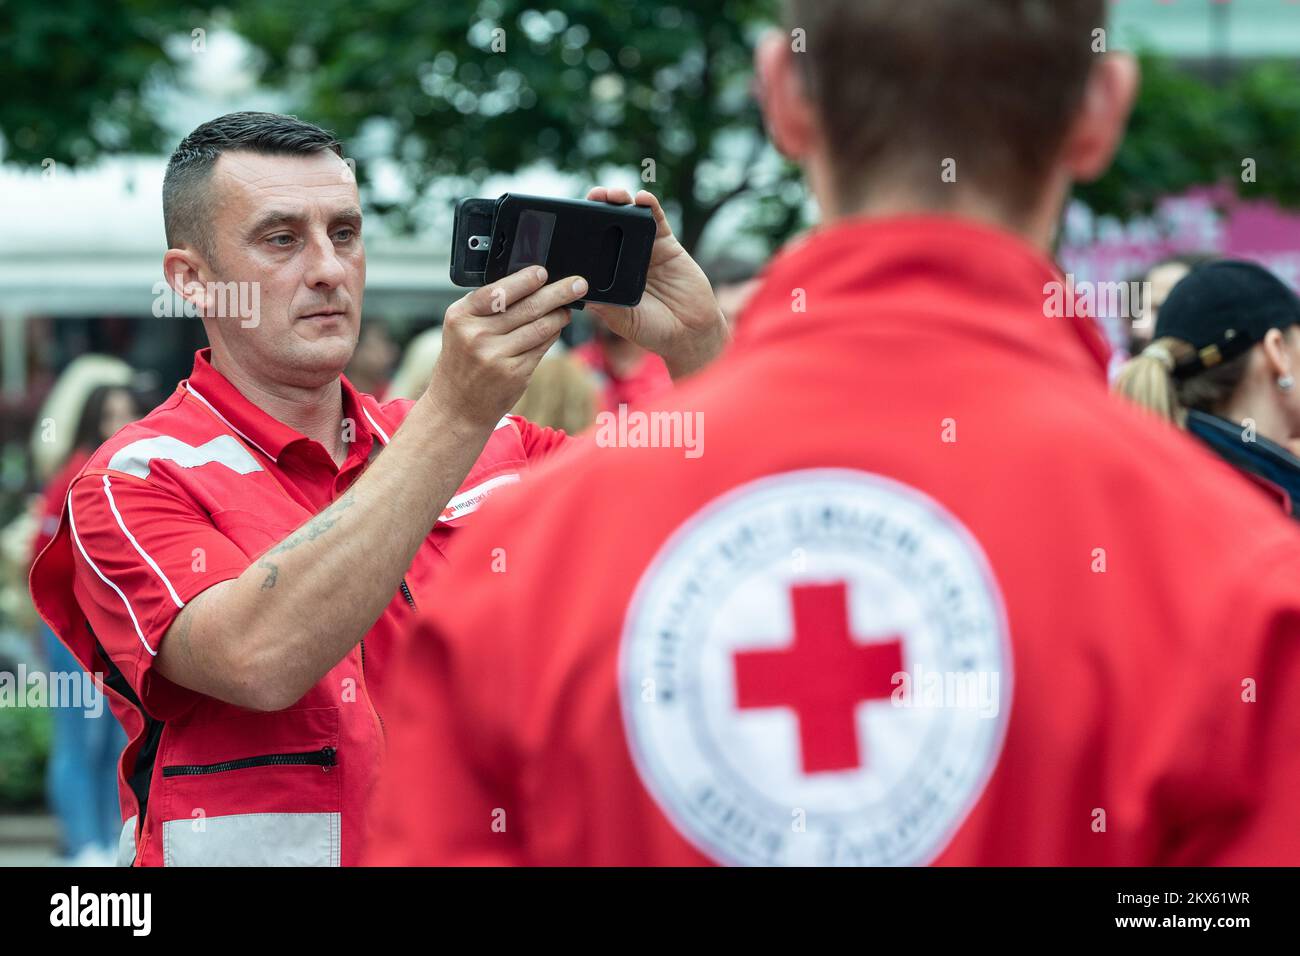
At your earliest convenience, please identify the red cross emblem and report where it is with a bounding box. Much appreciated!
[733,581,904,774]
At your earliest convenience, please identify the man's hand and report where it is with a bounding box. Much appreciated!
[584,187,730,380]
[429,266,589,428]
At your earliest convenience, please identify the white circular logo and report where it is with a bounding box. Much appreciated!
[619,469,1011,866]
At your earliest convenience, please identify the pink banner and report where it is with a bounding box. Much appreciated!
[1059,187,1300,349]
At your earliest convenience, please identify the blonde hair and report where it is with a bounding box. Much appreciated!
[1113,336,1252,427]
[387,327,443,401]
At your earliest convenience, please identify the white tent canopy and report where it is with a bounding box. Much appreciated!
[0,155,590,396]
[0,157,456,320]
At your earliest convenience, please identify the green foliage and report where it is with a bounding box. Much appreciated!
[1218,62,1300,208]
[0,699,51,809]
[0,0,214,165]
[224,0,794,251]
[5,2,1300,255]
[1077,52,1300,217]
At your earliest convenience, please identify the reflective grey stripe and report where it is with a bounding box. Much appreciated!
[162,812,341,867]
[116,815,138,867]
[107,435,264,480]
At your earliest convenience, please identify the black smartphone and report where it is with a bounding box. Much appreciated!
[450,193,656,307]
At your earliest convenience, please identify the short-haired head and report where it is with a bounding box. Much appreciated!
[779,0,1108,224]
[163,111,343,262]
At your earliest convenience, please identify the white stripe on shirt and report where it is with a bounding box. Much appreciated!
[67,491,158,657]
[101,474,184,609]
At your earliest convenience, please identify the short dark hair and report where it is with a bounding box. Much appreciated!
[782,0,1105,221]
[163,111,343,261]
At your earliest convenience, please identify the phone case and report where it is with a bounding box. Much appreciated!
[481,194,656,307]
[449,197,498,287]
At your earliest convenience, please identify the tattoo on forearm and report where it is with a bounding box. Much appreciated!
[257,492,357,590]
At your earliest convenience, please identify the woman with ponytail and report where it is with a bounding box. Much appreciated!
[1115,259,1300,517]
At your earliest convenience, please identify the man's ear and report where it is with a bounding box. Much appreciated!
[755,29,818,161]
[162,247,210,315]
[1061,52,1140,183]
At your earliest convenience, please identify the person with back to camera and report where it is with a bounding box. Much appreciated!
[368,0,1300,866]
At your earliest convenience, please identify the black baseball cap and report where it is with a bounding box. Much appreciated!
[1155,259,1300,380]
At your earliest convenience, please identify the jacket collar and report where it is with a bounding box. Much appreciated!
[1186,409,1300,517]
[180,347,385,464]
[735,214,1112,381]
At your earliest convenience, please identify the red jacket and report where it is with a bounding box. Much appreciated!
[369,216,1300,866]
[29,348,566,866]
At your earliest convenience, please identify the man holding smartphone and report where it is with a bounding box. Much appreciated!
[29,111,729,866]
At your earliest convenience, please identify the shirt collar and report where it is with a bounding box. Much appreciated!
[735,214,1112,380]
[181,347,384,465]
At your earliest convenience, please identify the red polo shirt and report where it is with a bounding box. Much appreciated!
[369,215,1300,866]
[29,347,566,867]
[573,340,673,412]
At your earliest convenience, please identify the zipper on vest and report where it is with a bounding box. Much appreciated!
[359,639,386,739]
[355,579,412,743]
[162,746,336,777]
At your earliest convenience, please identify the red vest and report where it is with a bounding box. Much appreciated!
[30,348,563,866]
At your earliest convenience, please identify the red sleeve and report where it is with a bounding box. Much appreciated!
[508,414,571,463]
[1193,549,1300,864]
[367,615,525,866]
[66,470,252,718]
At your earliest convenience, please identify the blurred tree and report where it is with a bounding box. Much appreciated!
[225,0,797,253]
[0,0,215,165]
[1077,52,1300,217]
[1215,61,1300,209]
[0,700,50,810]
[7,0,1300,254]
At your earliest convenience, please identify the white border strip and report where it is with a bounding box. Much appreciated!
[102,475,184,609]
[184,384,276,461]
[360,406,390,444]
[67,492,157,657]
